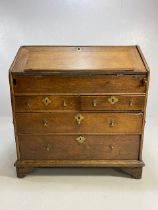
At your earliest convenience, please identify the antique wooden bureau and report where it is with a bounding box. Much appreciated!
[9,46,149,178]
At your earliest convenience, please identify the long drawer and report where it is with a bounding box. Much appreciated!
[14,95,145,112]
[12,75,147,94]
[15,112,143,134]
[18,134,140,160]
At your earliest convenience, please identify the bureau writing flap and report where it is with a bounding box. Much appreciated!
[11,46,147,74]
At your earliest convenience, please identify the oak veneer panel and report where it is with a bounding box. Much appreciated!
[18,135,140,160]
[15,112,143,134]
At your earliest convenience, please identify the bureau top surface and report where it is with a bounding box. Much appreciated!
[11,46,147,74]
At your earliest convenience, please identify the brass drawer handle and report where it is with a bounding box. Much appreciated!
[109,120,115,127]
[92,99,97,107]
[44,144,51,151]
[129,99,133,106]
[26,102,31,109]
[63,100,67,107]
[109,145,114,150]
[75,113,84,125]
[108,96,118,105]
[42,97,51,106]
[76,136,86,144]
[42,119,48,127]
[142,78,148,87]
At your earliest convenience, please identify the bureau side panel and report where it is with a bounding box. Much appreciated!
[9,73,20,159]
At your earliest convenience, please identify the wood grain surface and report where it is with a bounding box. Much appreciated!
[18,134,140,160]
[15,112,143,134]
[13,75,147,94]
[11,46,147,73]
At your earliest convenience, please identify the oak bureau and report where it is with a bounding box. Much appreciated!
[9,46,149,178]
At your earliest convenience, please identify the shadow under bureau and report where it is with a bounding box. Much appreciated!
[9,46,149,178]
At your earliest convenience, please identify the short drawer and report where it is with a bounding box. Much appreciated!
[12,75,147,94]
[18,134,140,160]
[81,95,145,111]
[14,95,79,112]
[15,112,143,134]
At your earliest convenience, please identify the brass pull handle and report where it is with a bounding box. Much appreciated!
[129,99,133,106]
[108,96,118,105]
[76,136,86,144]
[44,144,51,151]
[75,113,84,125]
[27,102,31,109]
[42,119,48,127]
[92,99,97,107]
[142,78,148,86]
[109,145,114,150]
[109,120,115,127]
[42,97,52,106]
[63,100,67,107]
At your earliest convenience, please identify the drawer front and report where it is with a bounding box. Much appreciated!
[18,134,140,160]
[14,95,145,112]
[81,95,145,111]
[15,96,79,112]
[15,112,143,134]
[13,75,146,94]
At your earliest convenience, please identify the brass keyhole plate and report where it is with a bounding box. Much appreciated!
[108,96,118,105]
[42,97,52,106]
[76,136,86,144]
[75,114,84,125]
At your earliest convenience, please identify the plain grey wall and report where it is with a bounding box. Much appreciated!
[0,0,157,117]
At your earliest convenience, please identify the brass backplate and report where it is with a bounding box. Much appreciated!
[75,113,84,125]
[76,136,86,144]
[108,96,118,105]
[42,97,52,106]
